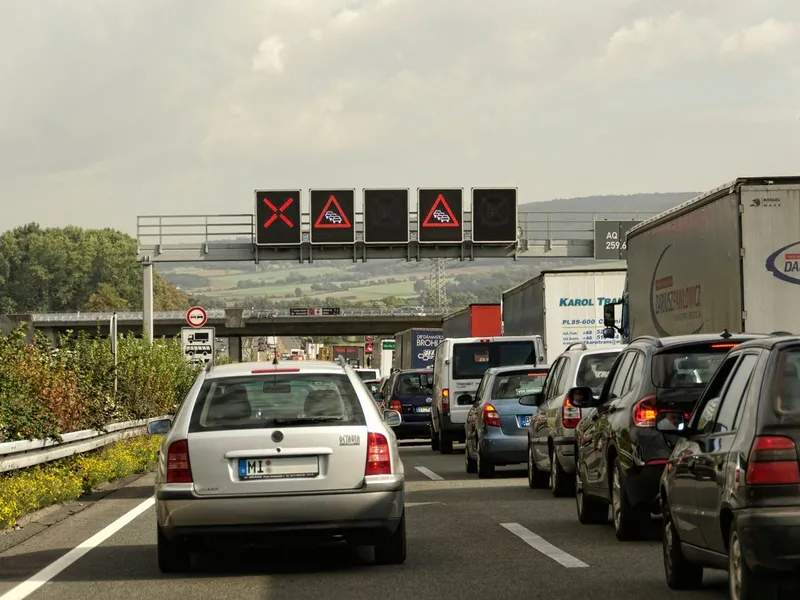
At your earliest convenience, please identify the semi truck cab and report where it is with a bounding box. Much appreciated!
[602,274,630,344]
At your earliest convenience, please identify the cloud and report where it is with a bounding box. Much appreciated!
[252,36,286,73]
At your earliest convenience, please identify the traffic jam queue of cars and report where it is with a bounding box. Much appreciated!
[143,330,800,600]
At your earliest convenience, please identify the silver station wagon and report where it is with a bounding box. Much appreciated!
[146,359,406,572]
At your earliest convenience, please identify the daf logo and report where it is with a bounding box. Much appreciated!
[425,397,433,404]
[271,431,284,443]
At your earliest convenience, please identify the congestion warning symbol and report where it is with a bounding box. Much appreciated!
[314,195,352,229]
[422,194,460,228]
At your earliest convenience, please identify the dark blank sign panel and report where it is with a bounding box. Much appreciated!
[363,189,410,244]
[472,188,518,243]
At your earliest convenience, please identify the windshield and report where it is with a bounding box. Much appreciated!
[774,348,800,414]
[395,372,434,395]
[577,352,620,395]
[491,369,548,399]
[188,373,366,432]
[452,341,536,380]
[651,343,736,388]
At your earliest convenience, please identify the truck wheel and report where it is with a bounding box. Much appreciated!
[430,425,440,451]
[438,430,453,454]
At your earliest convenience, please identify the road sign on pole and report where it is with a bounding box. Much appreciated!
[255,190,302,245]
[186,306,208,328]
[381,339,396,351]
[365,342,373,354]
[594,220,640,260]
[181,327,216,365]
[363,188,410,244]
[471,187,518,243]
[365,335,375,342]
[418,188,463,243]
[310,189,355,244]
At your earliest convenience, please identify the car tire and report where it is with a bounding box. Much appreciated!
[662,503,703,589]
[611,459,650,541]
[430,426,440,451]
[549,450,575,497]
[157,527,191,574]
[438,430,453,454]
[374,512,407,565]
[477,448,494,479]
[527,444,549,489]
[576,467,608,524]
[728,520,775,600]
[465,440,477,473]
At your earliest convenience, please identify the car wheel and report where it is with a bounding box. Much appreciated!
[465,438,478,473]
[549,450,575,497]
[374,512,407,565]
[611,459,650,541]
[439,430,453,454]
[662,503,703,589]
[477,448,495,479]
[729,521,774,600]
[527,444,549,489]
[157,527,191,574]
[575,461,608,524]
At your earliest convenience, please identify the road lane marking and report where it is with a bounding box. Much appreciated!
[414,466,443,480]
[500,522,589,568]
[1,497,155,600]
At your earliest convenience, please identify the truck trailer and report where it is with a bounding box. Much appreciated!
[441,304,501,338]
[394,328,444,370]
[603,176,800,342]
[501,263,627,362]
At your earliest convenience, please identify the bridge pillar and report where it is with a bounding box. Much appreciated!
[142,259,154,345]
[228,336,242,362]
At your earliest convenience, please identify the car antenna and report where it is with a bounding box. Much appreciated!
[720,328,732,339]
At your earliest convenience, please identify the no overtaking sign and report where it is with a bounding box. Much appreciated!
[186,306,208,328]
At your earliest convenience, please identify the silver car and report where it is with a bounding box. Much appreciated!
[146,359,406,573]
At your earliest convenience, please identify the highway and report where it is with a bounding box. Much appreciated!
[0,444,731,600]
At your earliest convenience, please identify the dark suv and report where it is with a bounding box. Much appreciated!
[569,331,768,541]
[659,335,800,599]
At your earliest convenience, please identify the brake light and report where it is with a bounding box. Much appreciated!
[562,395,582,429]
[482,403,501,427]
[250,368,300,373]
[365,432,392,476]
[710,343,739,349]
[442,388,450,411]
[632,395,659,427]
[390,399,402,412]
[745,436,800,485]
[166,440,193,483]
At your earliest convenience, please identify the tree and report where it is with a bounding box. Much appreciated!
[294,287,303,297]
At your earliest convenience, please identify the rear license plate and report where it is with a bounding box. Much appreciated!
[519,416,531,427]
[415,406,431,413]
[238,456,319,480]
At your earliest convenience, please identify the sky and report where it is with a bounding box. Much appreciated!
[1,0,799,235]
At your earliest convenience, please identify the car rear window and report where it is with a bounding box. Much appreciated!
[491,369,548,399]
[651,342,738,388]
[188,373,366,432]
[394,372,434,395]
[577,352,619,394]
[774,348,800,415]
[452,341,536,380]
[355,370,377,381]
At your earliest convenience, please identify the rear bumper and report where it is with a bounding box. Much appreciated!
[622,462,665,509]
[156,479,404,541]
[394,420,431,439]
[480,435,527,465]
[736,507,800,572]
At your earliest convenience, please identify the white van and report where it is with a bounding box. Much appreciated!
[431,335,545,454]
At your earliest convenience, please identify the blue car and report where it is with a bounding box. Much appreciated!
[464,365,549,478]
[384,369,434,440]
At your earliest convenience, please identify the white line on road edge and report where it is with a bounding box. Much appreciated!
[500,523,589,568]
[414,466,444,480]
[1,497,156,600]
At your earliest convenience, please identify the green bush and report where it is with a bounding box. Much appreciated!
[0,325,201,442]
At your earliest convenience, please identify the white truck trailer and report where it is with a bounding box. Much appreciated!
[602,176,800,341]
[501,262,628,362]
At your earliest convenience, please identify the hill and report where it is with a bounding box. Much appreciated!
[161,191,699,308]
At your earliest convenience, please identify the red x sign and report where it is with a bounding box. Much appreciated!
[263,197,295,228]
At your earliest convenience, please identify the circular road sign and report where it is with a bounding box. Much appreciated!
[365,343,373,354]
[186,306,208,327]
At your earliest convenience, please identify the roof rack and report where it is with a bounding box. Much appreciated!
[630,335,664,348]
[564,343,588,352]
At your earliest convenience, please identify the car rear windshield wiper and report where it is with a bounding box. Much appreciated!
[271,416,344,425]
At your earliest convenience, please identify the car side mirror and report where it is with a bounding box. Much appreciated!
[655,411,689,434]
[603,303,616,328]
[146,418,172,435]
[518,393,541,406]
[472,400,480,408]
[566,387,596,408]
[383,410,402,427]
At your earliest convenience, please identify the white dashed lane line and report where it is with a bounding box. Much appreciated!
[500,522,590,568]
[414,466,444,480]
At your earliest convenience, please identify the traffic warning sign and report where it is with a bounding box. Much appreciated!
[418,188,463,243]
[310,189,355,244]
[422,194,460,228]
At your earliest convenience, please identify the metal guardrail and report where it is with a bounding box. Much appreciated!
[30,306,448,323]
[0,416,168,473]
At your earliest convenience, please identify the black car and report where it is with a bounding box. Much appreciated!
[570,331,768,541]
[659,335,800,598]
[384,369,434,440]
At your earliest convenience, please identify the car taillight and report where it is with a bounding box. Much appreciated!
[166,439,193,483]
[562,395,582,429]
[745,436,800,485]
[442,388,450,411]
[632,395,658,427]
[365,432,392,476]
[482,403,501,427]
[390,399,402,412]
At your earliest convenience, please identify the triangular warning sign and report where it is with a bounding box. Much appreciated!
[314,195,352,229]
[422,194,460,227]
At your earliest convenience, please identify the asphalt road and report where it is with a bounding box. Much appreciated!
[0,442,733,600]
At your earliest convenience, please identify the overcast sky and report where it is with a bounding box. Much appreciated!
[1,0,798,235]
